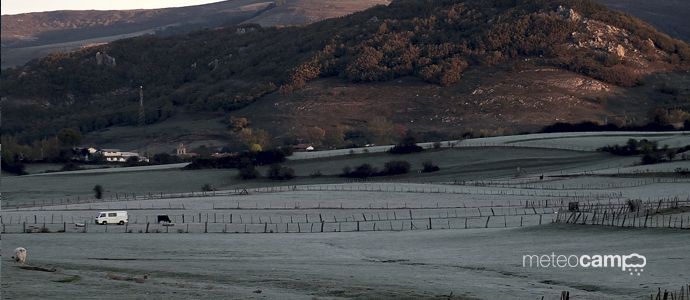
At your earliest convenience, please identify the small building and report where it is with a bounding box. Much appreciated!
[99,149,147,163]
[176,143,187,156]
[294,144,315,152]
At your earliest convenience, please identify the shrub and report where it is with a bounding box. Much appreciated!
[641,153,661,165]
[93,185,104,199]
[341,163,377,178]
[383,160,411,175]
[599,139,658,156]
[675,168,690,175]
[422,160,440,173]
[389,133,423,154]
[151,153,182,165]
[237,159,258,180]
[201,184,215,191]
[267,164,295,180]
[2,160,27,175]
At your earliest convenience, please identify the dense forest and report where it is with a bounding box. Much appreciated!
[2,0,689,151]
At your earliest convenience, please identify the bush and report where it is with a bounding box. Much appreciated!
[93,185,104,199]
[675,168,690,175]
[151,153,182,165]
[341,163,377,178]
[599,139,658,156]
[389,133,423,154]
[267,164,295,180]
[422,160,440,173]
[641,153,662,165]
[237,159,258,180]
[383,160,411,175]
[1,160,27,175]
[201,184,215,191]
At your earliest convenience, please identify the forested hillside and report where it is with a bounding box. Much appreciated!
[2,0,689,160]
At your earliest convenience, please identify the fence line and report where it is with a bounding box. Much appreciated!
[8,181,670,211]
[555,198,690,229]
[1,213,556,234]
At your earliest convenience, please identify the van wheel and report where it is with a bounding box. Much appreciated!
[118,221,125,225]
[101,221,107,225]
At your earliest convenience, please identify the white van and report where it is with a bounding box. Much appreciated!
[95,211,129,225]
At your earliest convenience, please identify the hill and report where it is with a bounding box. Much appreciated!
[1,0,690,157]
[1,0,389,68]
[244,0,390,26]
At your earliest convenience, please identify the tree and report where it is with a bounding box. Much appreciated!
[57,128,82,147]
[389,131,423,154]
[227,116,249,131]
[666,148,676,161]
[93,185,104,199]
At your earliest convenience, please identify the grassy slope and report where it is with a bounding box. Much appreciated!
[3,0,690,147]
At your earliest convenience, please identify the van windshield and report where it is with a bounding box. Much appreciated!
[99,213,106,217]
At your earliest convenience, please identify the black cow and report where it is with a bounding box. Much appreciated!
[157,215,172,223]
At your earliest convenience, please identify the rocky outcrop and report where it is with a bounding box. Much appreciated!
[95,51,116,67]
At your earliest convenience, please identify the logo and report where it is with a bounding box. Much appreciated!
[522,252,646,276]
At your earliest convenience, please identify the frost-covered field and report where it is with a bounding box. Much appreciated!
[3,139,690,299]
[2,226,688,299]
[290,131,690,159]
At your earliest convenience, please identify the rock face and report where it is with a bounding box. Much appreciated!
[95,51,116,67]
[558,5,581,22]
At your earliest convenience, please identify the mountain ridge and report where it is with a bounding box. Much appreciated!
[1,0,390,68]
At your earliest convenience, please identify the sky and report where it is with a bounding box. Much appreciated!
[1,0,222,15]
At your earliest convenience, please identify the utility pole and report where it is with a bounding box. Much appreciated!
[138,85,145,127]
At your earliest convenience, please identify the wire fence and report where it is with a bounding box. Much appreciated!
[1,211,556,234]
[555,198,690,229]
[5,182,641,211]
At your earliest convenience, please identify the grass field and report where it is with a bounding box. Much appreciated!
[2,147,619,206]
[2,135,690,299]
[2,225,688,299]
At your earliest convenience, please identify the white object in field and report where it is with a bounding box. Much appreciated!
[12,247,27,264]
[95,211,129,225]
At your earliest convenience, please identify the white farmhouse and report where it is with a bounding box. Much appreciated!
[99,149,147,162]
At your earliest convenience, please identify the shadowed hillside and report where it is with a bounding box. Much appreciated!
[1,0,390,68]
